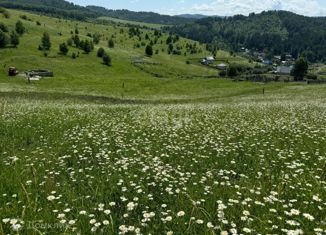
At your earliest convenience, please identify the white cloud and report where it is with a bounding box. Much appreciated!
[190,0,326,16]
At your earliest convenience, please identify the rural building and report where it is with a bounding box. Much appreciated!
[216,63,227,70]
[206,56,215,61]
[262,59,271,65]
[8,67,18,76]
[26,70,54,77]
[276,66,293,74]
[201,56,215,65]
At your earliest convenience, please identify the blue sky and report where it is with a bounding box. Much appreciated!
[68,0,326,16]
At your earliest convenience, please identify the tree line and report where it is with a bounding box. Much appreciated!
[0,0,195,25]
[0,20,24,48]
[170,11,326,63]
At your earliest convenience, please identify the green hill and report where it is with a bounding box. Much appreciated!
[171,11,326,63]
[0,8,264,101]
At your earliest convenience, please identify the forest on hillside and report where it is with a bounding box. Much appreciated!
[0,0,193,25]
[0,0,96,20]
[170,11,326,62]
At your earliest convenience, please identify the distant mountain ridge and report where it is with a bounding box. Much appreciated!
[86,5,194,25]
[0,0,195,25]
[176,14,209,19]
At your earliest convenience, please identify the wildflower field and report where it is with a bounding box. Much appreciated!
[0,98,326,235]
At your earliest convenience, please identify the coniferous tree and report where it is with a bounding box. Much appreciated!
[145,45,153,56]
[10,31,19,47]
[82,40,92,54]
[0,29,9,48]
[291,57,308,81]
[108,38,114,48]
[93,33,101,44]
[41,32,51,50]
[59,42,69,55]
[72,35,80,47]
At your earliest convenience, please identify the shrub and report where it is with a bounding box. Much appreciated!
[72,35,80,47]
[103,53,112,66]
[20,15,28,20]
[0,8,10,18]
[67,38,73,46]
[145,45,153,57]
[93,33,101,44]
[10,31,19,47]
[291,57,308,81]
[0,30,9,48]
[108,38,114,48]
[306,73,317,80]
[15,20,25,35]
[219,70,227,77]
[0,23,8,32]
[97,47,105,58]
[59,42,69,55]
[81,40,93,54]
[227,65,238,77]
[172,49,181,55]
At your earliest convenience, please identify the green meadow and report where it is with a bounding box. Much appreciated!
[1,9,268,101]
[0,8,326,235]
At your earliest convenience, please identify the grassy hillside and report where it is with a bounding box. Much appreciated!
[0,8,326,235]
[97,16,165,29]
[0,9,283,102]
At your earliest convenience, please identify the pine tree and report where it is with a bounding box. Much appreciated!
[73,35,80,47]
[41,32,51,50]
[108,38,114,48]
[0,29,9,48]
[82,40,92,54]
[145,45,153,57]
[59,42,69,55]
[10,31,19,47]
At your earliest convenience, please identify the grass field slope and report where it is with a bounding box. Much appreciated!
[0,6,326,235]
[0,9,270,101]
[0,9,325,102]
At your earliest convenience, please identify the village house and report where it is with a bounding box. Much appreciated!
[276,66,293,75]
[201,56,215,65]
[216,63,227,70]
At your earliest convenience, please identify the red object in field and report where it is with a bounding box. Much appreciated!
[8,67,18,76]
